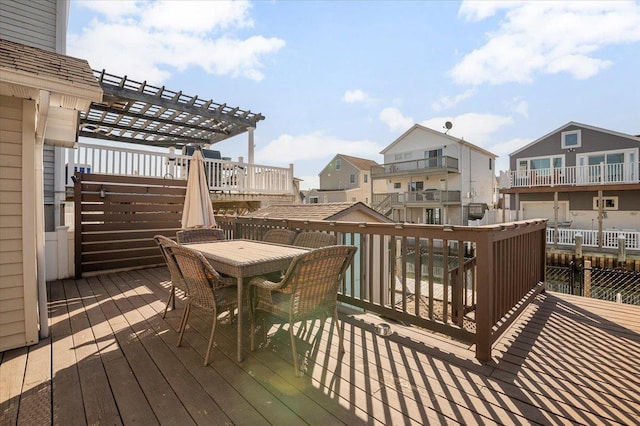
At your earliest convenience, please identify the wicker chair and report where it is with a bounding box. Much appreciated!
[176,227,226,244]
[165,245,238,366]
[249,245,357,375]
[263,229,297,245]
[153,235,186,318]
[292,231,337,248]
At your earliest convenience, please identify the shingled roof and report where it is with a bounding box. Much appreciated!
[0,38,101,93]
[337,154,379,170]
[243,202,393,223]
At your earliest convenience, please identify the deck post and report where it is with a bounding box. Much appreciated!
[475,230,494,361]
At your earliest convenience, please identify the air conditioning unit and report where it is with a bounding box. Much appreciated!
[65,163,91,186]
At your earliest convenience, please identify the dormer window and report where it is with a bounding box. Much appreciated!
[561,130,581,150]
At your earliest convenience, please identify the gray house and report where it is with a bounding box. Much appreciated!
[501,121,640,247]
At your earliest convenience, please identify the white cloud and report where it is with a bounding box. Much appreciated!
[343,89,373,104]
[514,100,528,118]
[431,88,477,111]
[68,0,283,84]
[256,131,383,165]
[379,107,414,132]
[452,1,640,85]
[298,175,320,191]
[487,137,532,171]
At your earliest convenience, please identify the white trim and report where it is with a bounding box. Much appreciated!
[22,99,39,346]
[593,196,618,211]
[561,129,581,149]
[510,121,640,157]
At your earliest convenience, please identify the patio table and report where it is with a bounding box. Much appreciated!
[186,239,309,362]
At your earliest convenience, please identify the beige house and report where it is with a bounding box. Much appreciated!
[0,6,103,350]
[306,154,385,206]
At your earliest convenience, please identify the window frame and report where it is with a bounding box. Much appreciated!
[561,130,581,149]
[593,196,618,211]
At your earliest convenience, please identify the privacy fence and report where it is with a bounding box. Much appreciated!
[73,174,547,361]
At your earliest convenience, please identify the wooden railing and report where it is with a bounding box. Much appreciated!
[216,216,547,361]
[71,172,546,361]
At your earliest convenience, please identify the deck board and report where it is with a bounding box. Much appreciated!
[2,267,640,425]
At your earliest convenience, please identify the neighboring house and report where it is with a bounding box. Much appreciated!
[371,124,497,225]
[0,36,102,351]
[243,201,393,223]
[500,122,640,233]
[306,154,385,206]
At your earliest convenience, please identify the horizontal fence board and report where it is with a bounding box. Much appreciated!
[82,229,179,243]
[80,183,187,196]
[81,194,185,204]
[82,240,159,253]
[76,173,187,187]
[82,203,184,213]
[81,257,164,273]
[82,221,182,232]
[81,212,183,223]
[82,247,160,263]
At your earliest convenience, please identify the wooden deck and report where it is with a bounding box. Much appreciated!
[2,267,639,425]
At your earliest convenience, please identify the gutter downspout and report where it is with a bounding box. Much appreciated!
[35,90,50,339]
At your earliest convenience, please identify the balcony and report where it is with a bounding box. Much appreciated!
[67,142,295,195]
[3,215,639,424]
[505,162,639,188]
[372,190,461,213]
[371,156,459,179]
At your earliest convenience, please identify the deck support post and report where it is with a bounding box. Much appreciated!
[475,231,494,362]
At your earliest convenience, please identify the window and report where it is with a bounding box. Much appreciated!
[309,196,319,204]
[335,159,341,170]
[364,174,368,183]
[424,149,443,168]
[394,153,403,161]
[517,155,564,177]
[577,148,638,183]
[489,158,493,170]
[409,181,424,191]
[351,197,356,202]
[561,130,581,149]
[393,182,401,189]
[350,174,356,183]
[593,196,618,211]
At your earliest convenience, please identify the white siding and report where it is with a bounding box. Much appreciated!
[0,96,26,351]
[0,0,57,52]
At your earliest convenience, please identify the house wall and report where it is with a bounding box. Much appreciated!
[0,95,39,352]
[0,0,59,52]
[319,157,361,190]
[510,124,640,170]
[518,191,640,229]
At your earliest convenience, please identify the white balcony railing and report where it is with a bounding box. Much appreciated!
[546,228,640,250]
[506,163,639,188]
[66,142,294,194]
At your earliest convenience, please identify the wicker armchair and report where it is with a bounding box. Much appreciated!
[176,227,226,244]
[263,229,297,245]
[153,235,185,318]
[165,245,237,366]
[249,245,357,375]
[292,231,337,248]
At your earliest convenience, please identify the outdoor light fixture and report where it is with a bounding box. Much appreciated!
[99,185,106,198]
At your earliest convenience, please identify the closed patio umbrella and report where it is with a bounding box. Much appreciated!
[181,149,216,229]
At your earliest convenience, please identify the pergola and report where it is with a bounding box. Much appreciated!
[79,69,264,155]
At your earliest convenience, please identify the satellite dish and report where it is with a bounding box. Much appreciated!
[445,121,452,130]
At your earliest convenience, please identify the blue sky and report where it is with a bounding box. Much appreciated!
[67,1,640,190]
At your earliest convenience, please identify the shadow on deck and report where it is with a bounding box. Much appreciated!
[1,267,639,425]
